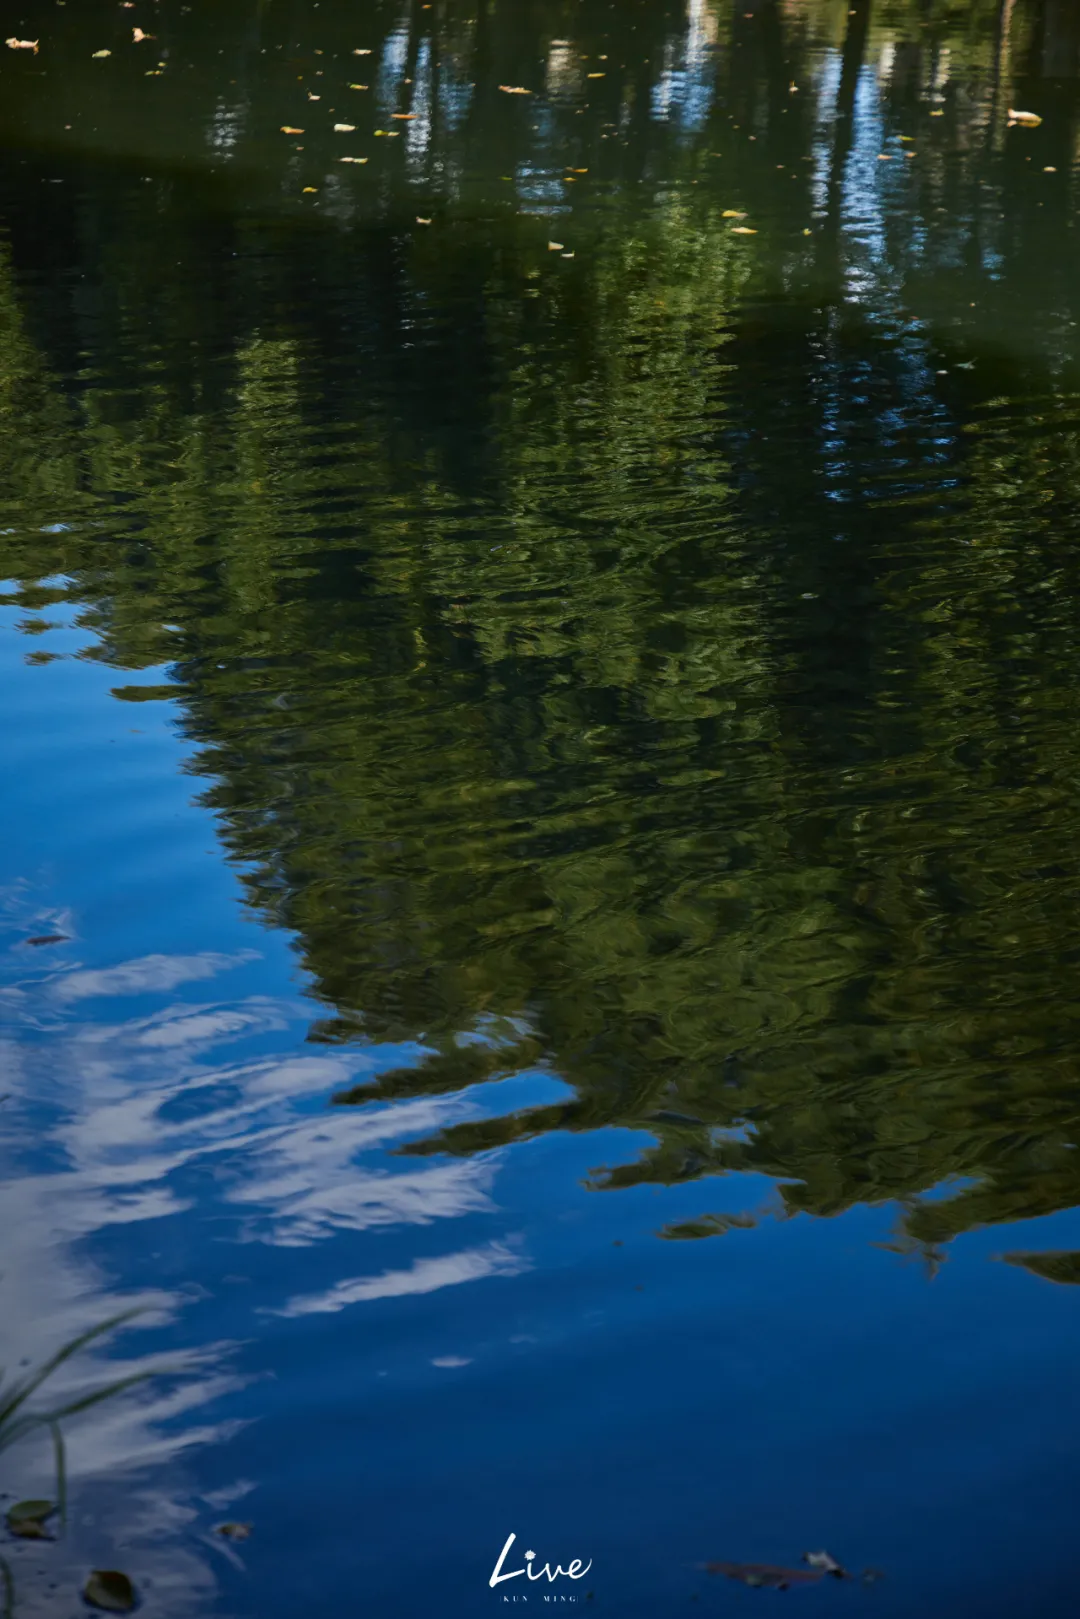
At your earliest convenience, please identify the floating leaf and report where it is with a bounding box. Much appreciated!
[214,1522,251,1541]
[587,72,605,78]
[730,226,757,234]
[804,1551,847,1578]
[333,123,356,132]
[131,27,153,41]
[352,47,372,54]
[6,1501,55,1539]
[83,1571,137,1613]
[91,49,111,57]
[722,209,746,218]
[280,126,304,134]
[547,241,564,251]
[1007,108,1042,126]
[338,156,368,163]
[416,216,432,224]
[348,83,368,89]
[24,934,69,947]
[705,1563,823,1590]
[5,37,39,51]
[391,112,416,120]
[498,85,533,94]
[302,187,318,194]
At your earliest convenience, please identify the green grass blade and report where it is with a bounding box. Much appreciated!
[0,1554,14,1619]
[51,1420,67,1535]
[0,1310,142,1431]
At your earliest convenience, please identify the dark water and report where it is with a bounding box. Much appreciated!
[3,0,1080,1612]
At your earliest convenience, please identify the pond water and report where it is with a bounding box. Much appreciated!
[3,0,1080,1613]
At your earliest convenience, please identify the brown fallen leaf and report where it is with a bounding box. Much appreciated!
[215,1522,252,1541]
[391,112,416,119]
[6,1501,56,1539]
[24,933,70,947]
[1007,108,1042,126]
[83,1571,137,1614]
[6,36,39,51]
[706,1563,824,1590]
[280,125,304,134]
[499,85,533,94]
[132,27,154,41]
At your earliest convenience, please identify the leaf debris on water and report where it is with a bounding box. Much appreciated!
[391,112,416,120]
[131,27,153,41]
[339,155,368,163]
[803,1551,848,1578]
[215,1522,252,1541]
[6,1501,55,1539]
[280,126,304,133]
[1007,108,1042,126]
[92,48,111,57]
[5,36,39,50]
[730,226,757,234]
[24,933,70,947]
[83,1571,137,1614]
[352,47,372,54]
[547,241,564,250]
[499,85,533,94]
[333,123,356,131]
[705,1562,824,1590]
[722,209,746,218]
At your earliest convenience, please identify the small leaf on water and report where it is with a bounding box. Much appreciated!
[280,126,304,134]
[348,83,368,89]
[391,112,416,120]
[722,210,746,218]
[7,1500,55,1538]
[83,1571,137,1613]
[416,216,432,224]
[705,1562,823,1590]
[214,1522,252,1541]
[131,28,153,41]
[498,85,533,94]
[5,36,39,50]
[1007,108,1042,126]
[25,934,69,947]
[804,1550,848,1578]
[333,123,356,132]
[339,156,368,163]
[587,72,605,77]
[92,49,111,57]
[730,226,757,234]
[302,187,318,193]
[352,47,372,54]
[547,241,564,251]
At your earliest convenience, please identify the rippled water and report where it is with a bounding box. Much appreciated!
[3,0,1080,1613]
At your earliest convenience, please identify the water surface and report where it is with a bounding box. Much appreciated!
[3,0,1080,1613]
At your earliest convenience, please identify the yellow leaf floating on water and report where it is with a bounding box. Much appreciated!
[391,112,416,120]
[91,48,111,57]
[587,72,605,78]
[333,123,356,132]
[132,27,153,41]
[348,84,368,90]
[339,155,368,163]
[280,125,304,134]
[1007,108,1042,126]
[499,85,532,94]
[416,217,432,224]
[353,48,372,54]
[730,225,757,234]
[547,241,564,251]
[302,186,317,193]
[722,209,746,218]
[6,36,39,51]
